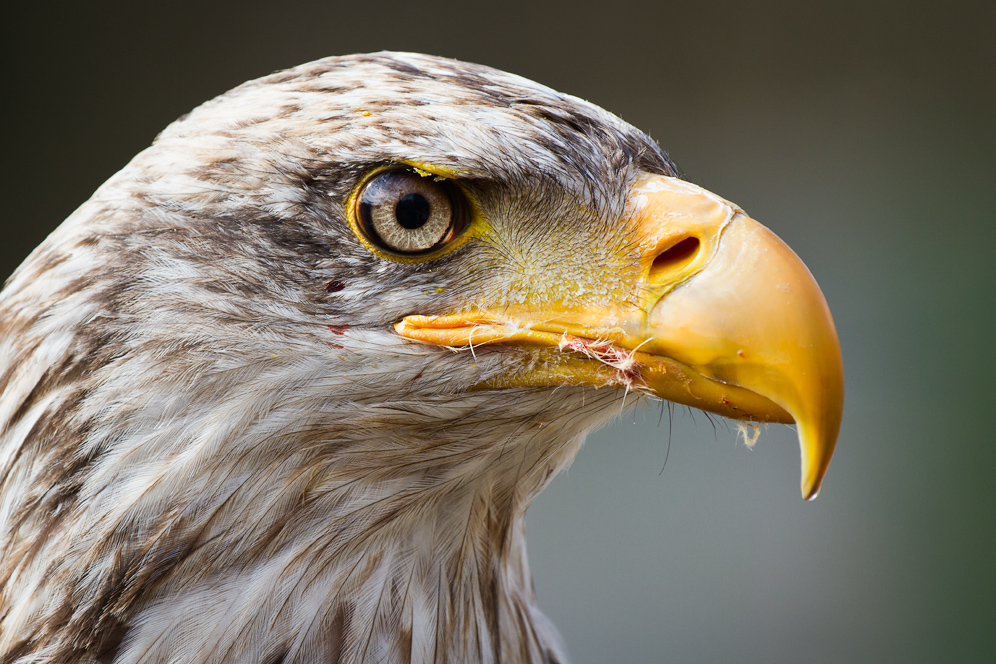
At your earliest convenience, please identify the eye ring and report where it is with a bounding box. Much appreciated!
[353,168,469,256]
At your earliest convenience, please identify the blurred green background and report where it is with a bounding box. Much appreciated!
[4,1,994,662]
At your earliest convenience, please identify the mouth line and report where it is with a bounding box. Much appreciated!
[537,335,788,424]
[396,315,793,425]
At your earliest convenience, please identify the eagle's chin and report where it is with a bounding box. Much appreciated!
[97,385,622,664]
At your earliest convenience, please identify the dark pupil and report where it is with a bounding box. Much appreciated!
[396,193,431,230]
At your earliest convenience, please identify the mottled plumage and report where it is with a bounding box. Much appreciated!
[0,53,675,663]
[0,51,844,664]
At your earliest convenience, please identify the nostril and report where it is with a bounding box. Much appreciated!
[649,237,701,281]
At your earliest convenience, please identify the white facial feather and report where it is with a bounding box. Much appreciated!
[0,52,677,664]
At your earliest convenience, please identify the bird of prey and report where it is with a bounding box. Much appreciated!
[0,52,843,664]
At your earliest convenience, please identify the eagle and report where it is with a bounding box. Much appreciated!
[0,53,843,664]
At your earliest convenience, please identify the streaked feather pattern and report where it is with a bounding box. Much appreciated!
[0,52,676,663]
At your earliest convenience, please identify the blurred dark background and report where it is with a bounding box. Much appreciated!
[3,1,994,662]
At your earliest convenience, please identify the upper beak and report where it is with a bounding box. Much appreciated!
[397,173,844,499]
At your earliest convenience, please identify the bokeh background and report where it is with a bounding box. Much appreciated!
[4,1,994,662]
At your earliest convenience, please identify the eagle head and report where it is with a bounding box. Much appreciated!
[0,52,842,663]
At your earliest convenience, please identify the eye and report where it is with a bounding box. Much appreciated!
[355,168,468,255]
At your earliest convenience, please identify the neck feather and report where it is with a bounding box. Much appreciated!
[2,364,626,663]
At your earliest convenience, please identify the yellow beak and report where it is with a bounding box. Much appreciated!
[396,173,844,500]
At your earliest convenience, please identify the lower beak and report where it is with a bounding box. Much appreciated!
[396,173,844,500]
